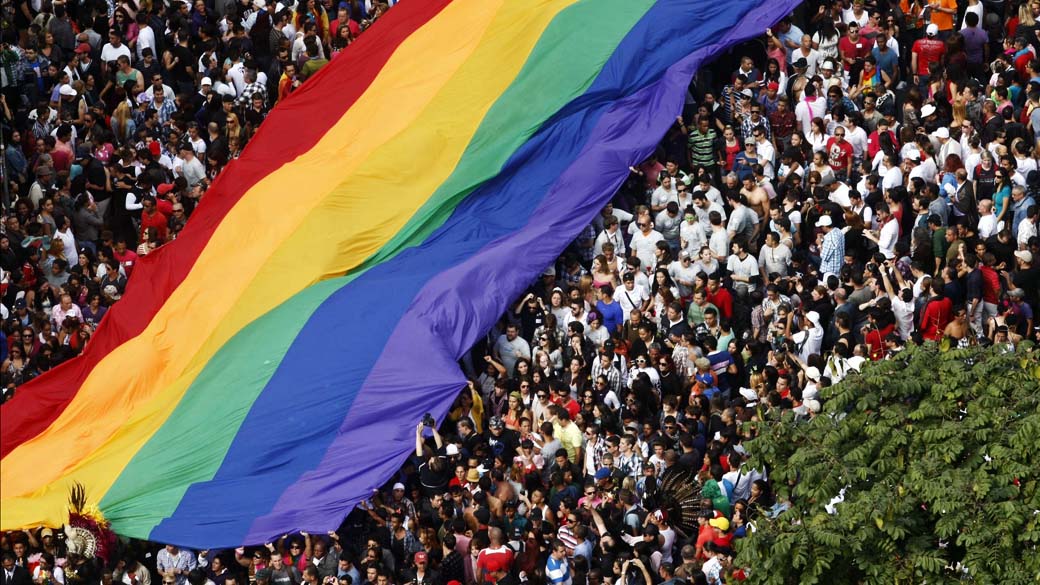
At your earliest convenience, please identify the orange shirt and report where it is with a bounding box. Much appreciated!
[930,0,957,31]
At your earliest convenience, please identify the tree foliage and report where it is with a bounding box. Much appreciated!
[735,343,1040,584]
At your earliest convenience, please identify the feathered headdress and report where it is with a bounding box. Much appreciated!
[655,466,705,538]
[63,483,117,564]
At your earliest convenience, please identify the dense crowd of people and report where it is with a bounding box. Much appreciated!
[2,0,1039,582]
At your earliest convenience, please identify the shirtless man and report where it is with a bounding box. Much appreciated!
[741,175,770,226]
[943,305,973,344]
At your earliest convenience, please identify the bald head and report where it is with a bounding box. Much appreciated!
[488,527,505,545]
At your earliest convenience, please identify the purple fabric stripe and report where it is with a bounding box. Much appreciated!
[243,0,800,542]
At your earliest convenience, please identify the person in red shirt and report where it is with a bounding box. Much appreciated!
[826,128,854,182]
[112,238,140,278]
[911,24,946,85]
[694,512,716,560]
[328,5,360,39]
[838,22,872,72]
[139,195,169,244]
[552,384,581,420]
[919,282,953,341]
[863,307,896,360]
[709,517,734,549]
[979,255,1002,319]
[705,274,732,319]
[867,118,899,160]
[475,528,514,584]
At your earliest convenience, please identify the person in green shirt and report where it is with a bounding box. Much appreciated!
[928,215,948,273]
[686,288,718,326]
[686,116,719,172]
[299,38,329,81]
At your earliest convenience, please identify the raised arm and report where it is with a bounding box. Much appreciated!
[415,422,425,457]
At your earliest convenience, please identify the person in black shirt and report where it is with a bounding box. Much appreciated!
[415,422,451,497]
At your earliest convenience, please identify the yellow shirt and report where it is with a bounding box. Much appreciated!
[555,420,583,462]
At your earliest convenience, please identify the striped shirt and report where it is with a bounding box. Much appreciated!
[687,128,718,168]
[546,556,572,585]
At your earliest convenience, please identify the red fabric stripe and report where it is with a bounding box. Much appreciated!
[0,0,455,457]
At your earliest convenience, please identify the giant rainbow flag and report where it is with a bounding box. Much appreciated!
[1,0,798,547]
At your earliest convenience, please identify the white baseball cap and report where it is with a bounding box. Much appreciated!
[926,23,939,36]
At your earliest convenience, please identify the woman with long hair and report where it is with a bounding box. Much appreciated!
[532,331,563,375]
[225,113,243,144]
[590,254,617,289]
[330,24,352,58]
[112,8,139,42]
[650,268,678,319]
[721,125,741,171]
[762,58,788,95]
[110,101,136,146]
[38,31,63,65]
[807,117,829,153]
[1,345,32,388]
[502,391,531,431]
[563,356,588,396]
[811,17,840,61]
[992,167,1013,227]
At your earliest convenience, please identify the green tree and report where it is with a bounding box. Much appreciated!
[735,343,1040,584]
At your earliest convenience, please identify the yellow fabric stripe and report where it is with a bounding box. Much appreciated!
[0,0,578,530]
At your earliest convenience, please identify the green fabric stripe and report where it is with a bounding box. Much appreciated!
[101,0,655,538]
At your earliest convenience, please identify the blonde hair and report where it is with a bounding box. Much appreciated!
[1020,4,1036,26]
[112,102,132,143]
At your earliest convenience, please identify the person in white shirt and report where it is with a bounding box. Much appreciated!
[795,83,828,136]
[692,191,725,234]
[134,14,156,61]
[174,144,206,187]
[694,175,723,206]
[880,152,904,192]
[934,126,962,165]
[977,199,998,238]
[100,29,132,71]
[679,208,707,255]
[865,203,900,258]
[917,151,939,183]
[793,34,822,76]
[630,220,665,270]
[758,232,792,278]
[880,265,915,340]
[669,250,701,298]
[616,273,649,321]
[594,216,626,257]
[905,150,928,182]
[649,175,679,213]
[726,240,759,294]
[827,181,852,208]
[848,191,873,226]
[754,131,776,179]
[792,310,824,361]
[225,54,248,96]
[708,212,730,264]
